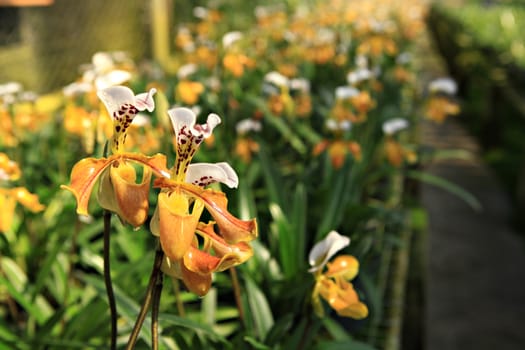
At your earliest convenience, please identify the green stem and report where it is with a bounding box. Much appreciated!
[151,268,164,350]
[103,210,117,350]
[126,243,164,350]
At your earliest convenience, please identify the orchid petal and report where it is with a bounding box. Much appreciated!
[186,162,239,188]
[325,255,359,281]
[11,187,45,212]
[178,183,257,243]
[308,230,350,272]
[169,107,222,179]
[134,88,157,112]
[97,86,136,117]
[161,257,212,296]
[98,86,157,152]
[195,222,253,271]
[62,153,168,217]
[151,192,205,261]
[319,278,368,319]
[97,161,152,228]
[95,70,132,91]
[61,157,115,216]
[181,262,212,296]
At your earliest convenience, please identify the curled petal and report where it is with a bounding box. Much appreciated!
[151,191,204,261]
[195,222,253,271]
[62,153,168,216]
[61,157,115,216]
[97,161,151,228]
[134,88,157,112]
[183,246,221,275]
[186,162,238,188]
[308,230,350,273]
[177,182,257,243]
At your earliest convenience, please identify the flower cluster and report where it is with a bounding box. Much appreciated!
[62,86,257,295]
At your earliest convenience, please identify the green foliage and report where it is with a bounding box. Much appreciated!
[0,0,450,349]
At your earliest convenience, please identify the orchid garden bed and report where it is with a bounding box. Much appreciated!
[0,1,461,349]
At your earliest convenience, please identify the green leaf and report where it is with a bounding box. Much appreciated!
[256,143,285,208]
[243,336,271,350]
[321,318,351,341]
[264,115,307,155]
[238,175,258,221]
[264,313,294,346]
[313,340,378,350]
[291,183,307,273]
[31,237,67,301]
[1,257,27,291]
[159,313,227,344]
[244,276,274,339]
[0,276,48,325]
[407,170,482,211]
[269,203,295,278]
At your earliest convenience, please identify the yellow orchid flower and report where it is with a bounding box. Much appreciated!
[150,107,257,296]
[0,152,21,181]
[0,187,45,234]
[62,86,170,228]
[309,231,368,319]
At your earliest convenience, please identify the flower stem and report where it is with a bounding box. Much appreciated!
[229,267,245,327]
[126,243,164,350]
[103,210,117,350]
[151,268,164,350]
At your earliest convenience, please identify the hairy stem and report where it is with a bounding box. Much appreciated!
[126,244,164,350]
[103,210,117,350]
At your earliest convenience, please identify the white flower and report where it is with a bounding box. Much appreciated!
[397,52,412,65]
[236,119,262,135]
[335,86,359,100]
[177,63,198,79]
[308,231,350,273]
[382,118,409,135]
[63,82,93,97]
[326,119,352,132]
[290,78,310,93]
[0,82,22,96]
[82,52,133,90]
[429,77,457,95]
[347,68,374,85]
[222,31,243,48]
[264,71,289,88]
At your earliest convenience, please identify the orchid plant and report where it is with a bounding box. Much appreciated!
[62,85,257,348]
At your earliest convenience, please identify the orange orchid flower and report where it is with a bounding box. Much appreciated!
[309,231,368,319]
[62,86,169,228]
[150,108,257,296]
